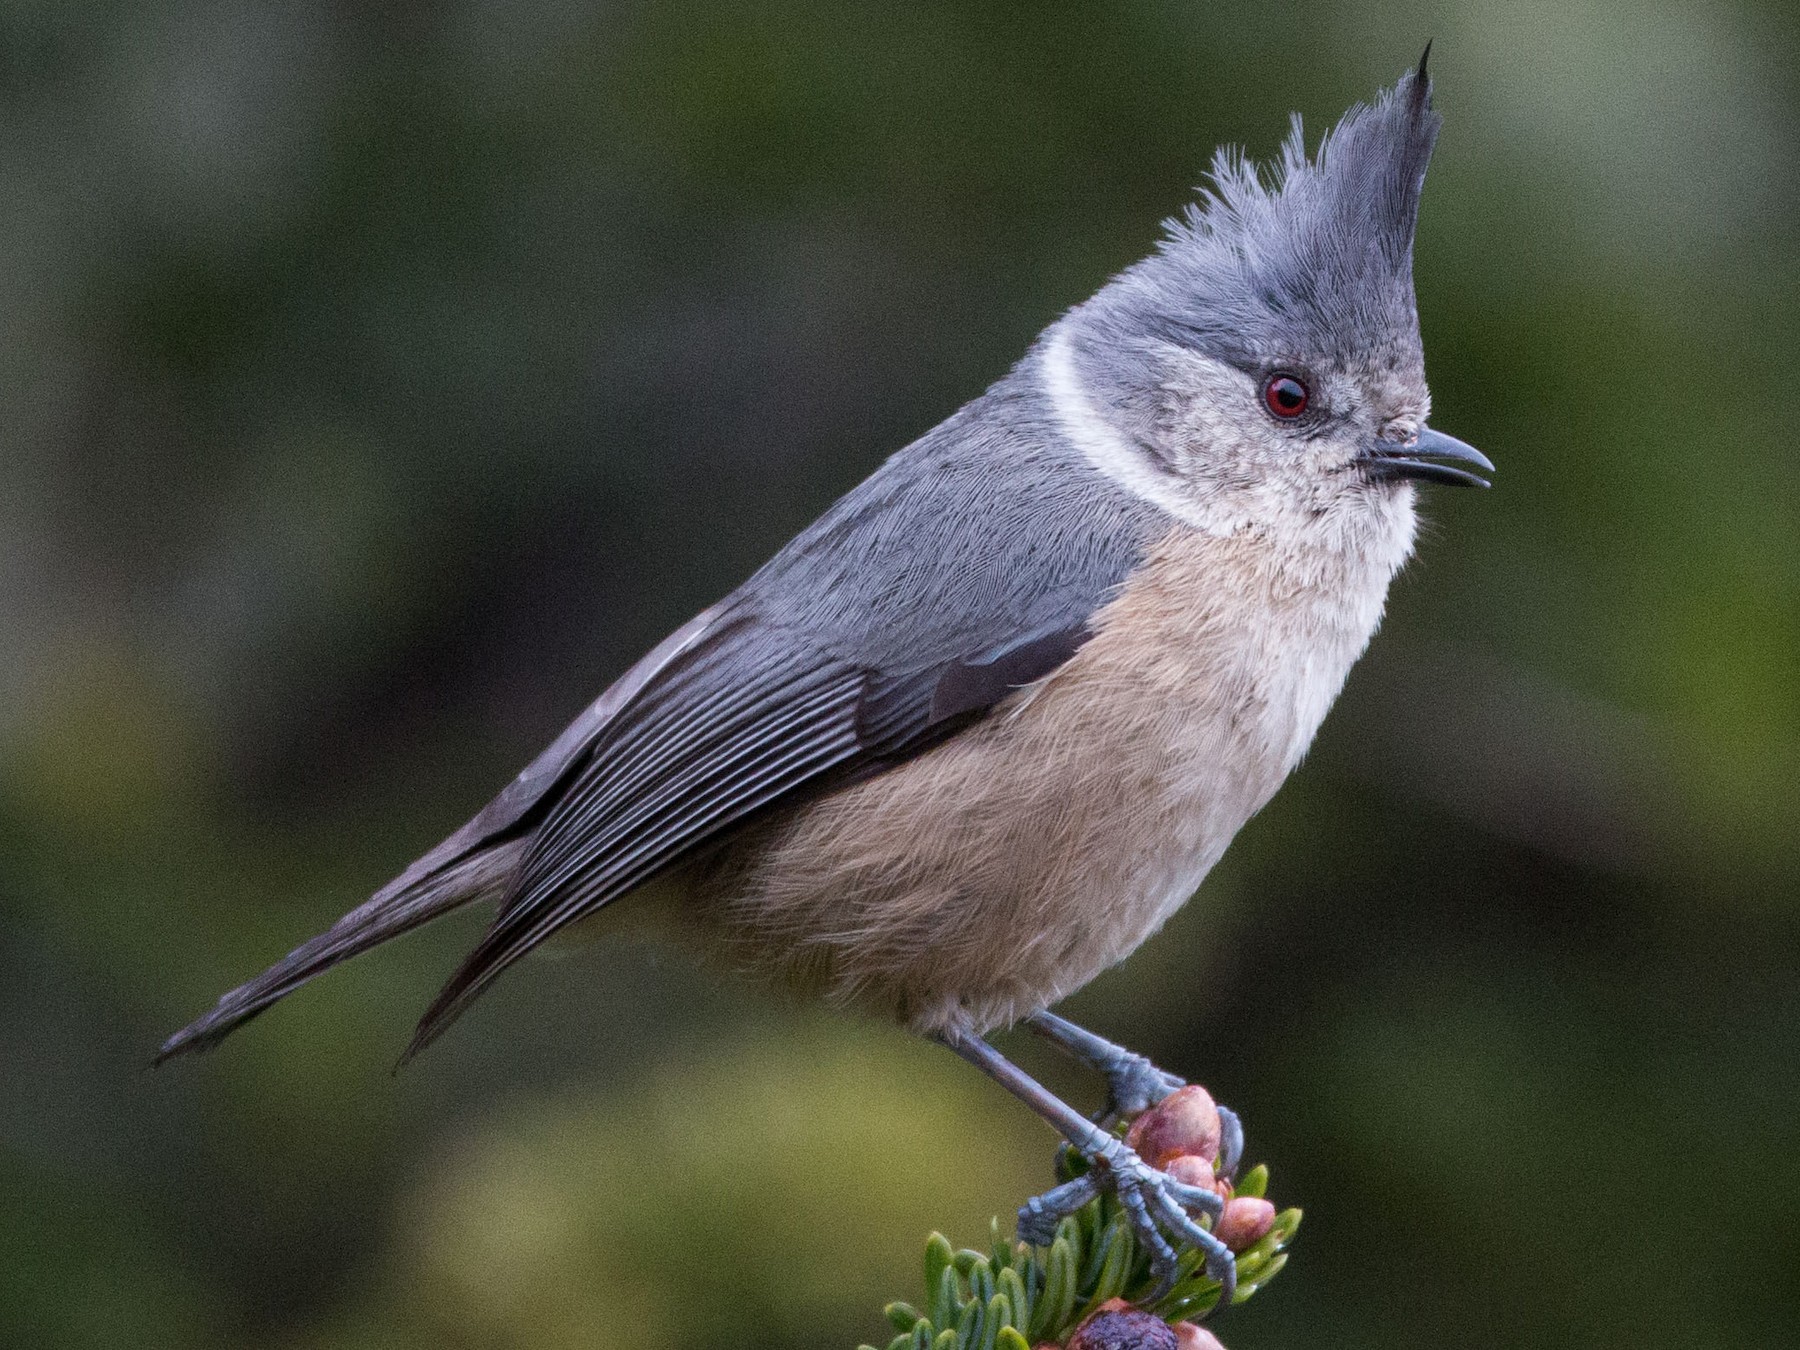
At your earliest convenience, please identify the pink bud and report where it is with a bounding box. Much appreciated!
[1215,1196,1276,1252]
[1126,1086,1222,1168]
[1172,1321,1226,1349]
[1161,1154,1222,1194]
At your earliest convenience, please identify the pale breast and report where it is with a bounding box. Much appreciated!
[679,517,1408,1034]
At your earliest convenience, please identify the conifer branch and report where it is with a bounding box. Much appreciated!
[857,1134,1299,1350]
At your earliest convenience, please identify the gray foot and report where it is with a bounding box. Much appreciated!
[1016,1136,1238,1312]
[1100,1046,1186,1119]
[1024,1013,1244,1177]
[1104,1061,1243,1179]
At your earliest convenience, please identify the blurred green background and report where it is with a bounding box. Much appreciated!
[3,1,1796,1347]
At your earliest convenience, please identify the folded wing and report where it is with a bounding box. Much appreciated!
[160,394,1168,1063]
[402,606,1094,1058]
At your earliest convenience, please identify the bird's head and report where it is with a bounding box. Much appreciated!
[1048,53,1491,543]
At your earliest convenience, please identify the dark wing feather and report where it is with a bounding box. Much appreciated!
[401,609,1097,1060]
[156,608,729,1062]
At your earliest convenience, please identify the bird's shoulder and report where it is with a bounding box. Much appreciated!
[738,374,1170,672]
[415,376,1178,878]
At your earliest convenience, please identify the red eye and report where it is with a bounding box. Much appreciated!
[1263,374,1309,419]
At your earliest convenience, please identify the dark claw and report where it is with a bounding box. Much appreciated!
[1216,1104,1244,1179]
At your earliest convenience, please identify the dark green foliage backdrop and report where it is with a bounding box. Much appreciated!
[3,3,1796,1346]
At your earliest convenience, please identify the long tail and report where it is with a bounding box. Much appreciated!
[155,837,529,1063]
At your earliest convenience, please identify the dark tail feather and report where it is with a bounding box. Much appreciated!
[155,837,529,1064]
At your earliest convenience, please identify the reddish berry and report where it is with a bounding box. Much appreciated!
[1126,1086,1222,1168]
[1215,1196,1276,1252]
[1162,1154,1222,1194]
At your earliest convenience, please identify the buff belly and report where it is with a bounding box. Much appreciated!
[663,521,1397,1035]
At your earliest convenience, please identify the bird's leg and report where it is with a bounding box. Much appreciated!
[939,1024,1237,1310]
[1027,1010,1184,1118]
[1027,1010,1243,1176]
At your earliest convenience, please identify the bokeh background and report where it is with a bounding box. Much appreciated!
[3,2,1797,1347]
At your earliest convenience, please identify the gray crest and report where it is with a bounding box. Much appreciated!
[1091,61,1442,372]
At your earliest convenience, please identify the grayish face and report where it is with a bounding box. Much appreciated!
[1122,333,1433,532]
[1061,65,1488,541]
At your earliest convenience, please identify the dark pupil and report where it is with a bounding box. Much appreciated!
[1272,379,1304,410]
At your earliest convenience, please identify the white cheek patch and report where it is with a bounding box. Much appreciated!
[1039,324,1242,536]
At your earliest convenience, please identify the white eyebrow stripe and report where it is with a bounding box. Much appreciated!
[1038,323,1216,533]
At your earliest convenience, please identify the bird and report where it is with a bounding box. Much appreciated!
[160,53,1489,1305]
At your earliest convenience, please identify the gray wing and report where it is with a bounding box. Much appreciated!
[403,387,1164,1056]
[161,371,1169,1063]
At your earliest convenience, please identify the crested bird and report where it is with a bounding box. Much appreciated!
[160,53,1491,1305]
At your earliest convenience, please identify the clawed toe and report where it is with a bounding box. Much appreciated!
[1015,1141,1239,1316]
[1016,1173,1099,1247]
[1138,1172,1236,1312]
[1216,1103,1244,1178]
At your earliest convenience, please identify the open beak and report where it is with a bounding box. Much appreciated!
[1362,427,1494,489]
